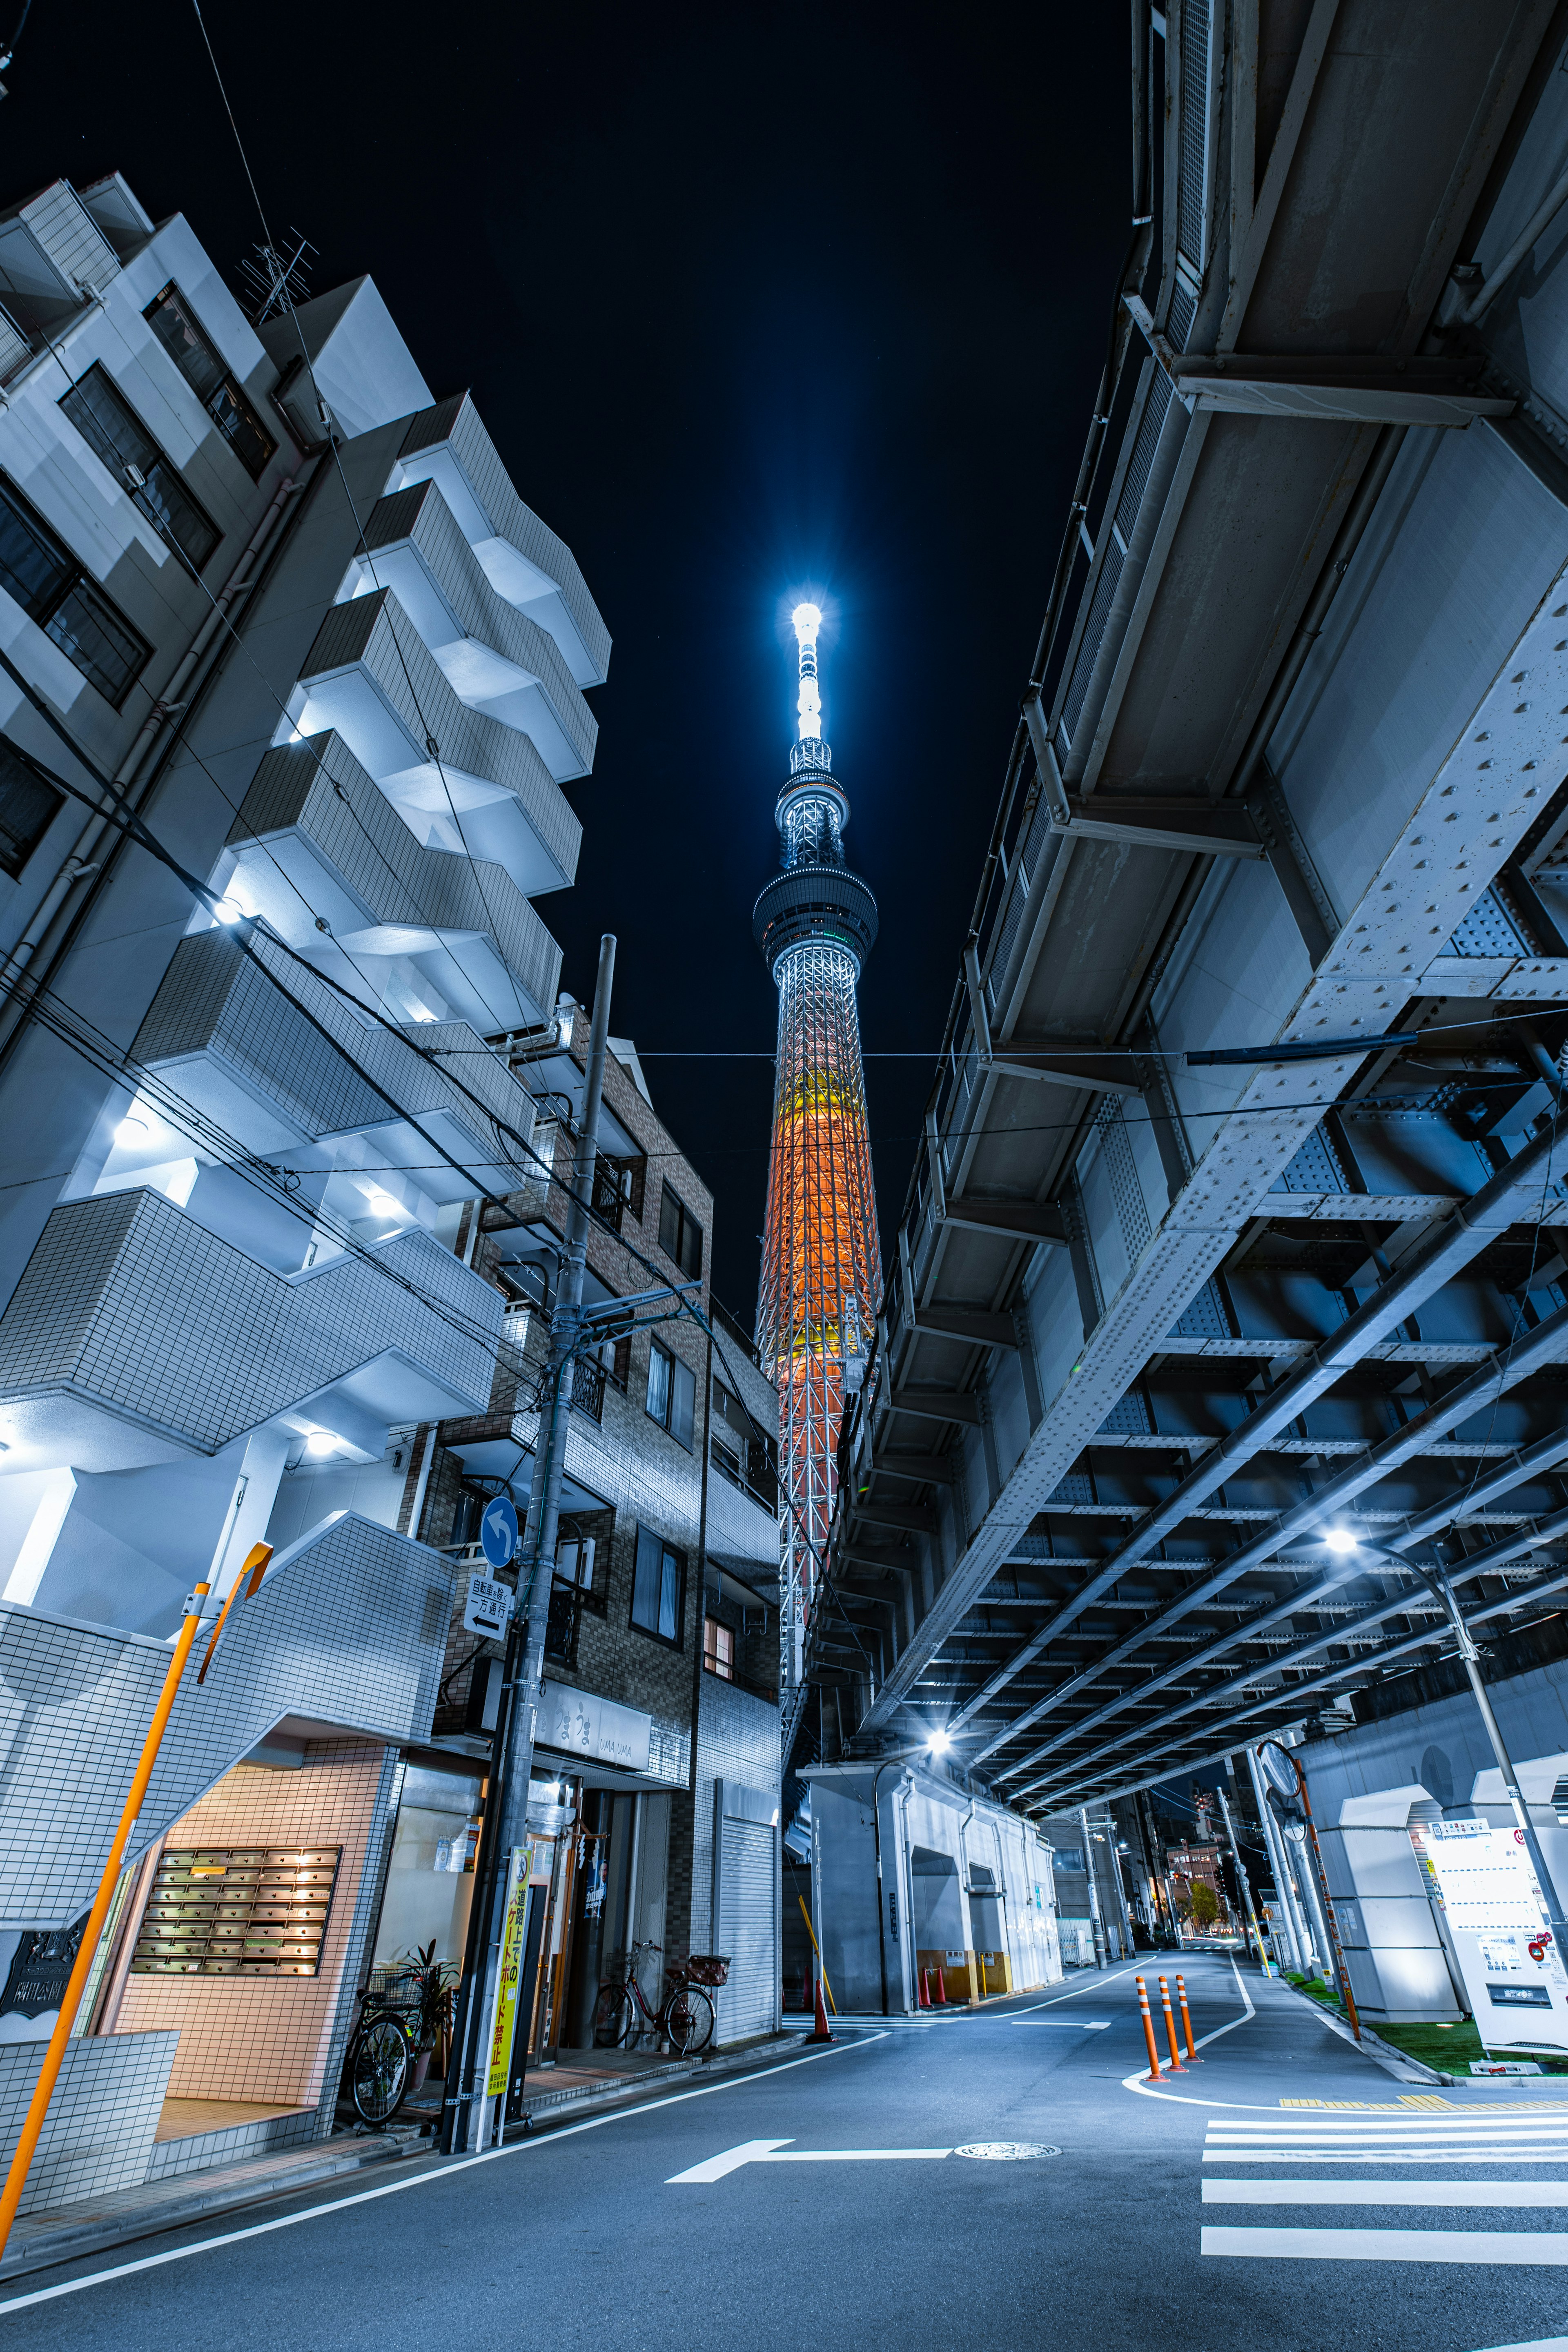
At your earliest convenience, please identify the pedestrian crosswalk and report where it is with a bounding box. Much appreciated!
[1200,2107,1568,2264]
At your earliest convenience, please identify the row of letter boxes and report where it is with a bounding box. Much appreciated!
[130,1845,341,1978]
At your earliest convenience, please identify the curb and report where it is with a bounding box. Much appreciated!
[0,2124,427,2283]
[0,2034,809,2282]
[509,2032,805,2128]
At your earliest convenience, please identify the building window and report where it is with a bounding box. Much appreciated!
[58,364,220,571]
[645,1339,696,1449]
[556,1532,596,1592]
[0,477,150,708]
[658,1180,703,1281]
[593,1151,646,1234]
[144,283,276,481]
[631,1525,684,1644]
[710,1377,778,1511]
[703,1617,735,1682]
[0,739,62,880]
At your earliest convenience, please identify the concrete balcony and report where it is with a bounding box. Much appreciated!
[129,924,540,1207]
[0,1182,501,1471]
[0,1509,454,1926]
[282,589,583,890]
[343,478,597,780]
[391,392,611,688]
[218,729,562,1033]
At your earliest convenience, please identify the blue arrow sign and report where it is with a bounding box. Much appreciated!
[480,1494,519,1569]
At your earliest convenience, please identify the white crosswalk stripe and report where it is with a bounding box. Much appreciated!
[1201,2110,1568,2263]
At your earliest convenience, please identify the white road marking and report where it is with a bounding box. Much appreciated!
[1471,2337,1568,2349]
[666,2140,952,2183]
[1202,2225,1568,2264]
[1007,2019,1110,2030]
[1203,2180,1568,2208]
[1005,1962,1147,2014]
[0,2031,891,2315]
[1121,1956,1257,2100]
[1209,2118,1568,2136]
[1205,2149,1568,2164]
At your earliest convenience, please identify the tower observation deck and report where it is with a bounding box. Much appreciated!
[754,605,882,1706]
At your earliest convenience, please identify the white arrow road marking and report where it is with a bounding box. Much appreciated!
[1008,2019,1111,2030]
[667,2140,953,2183]
[1205,2181,1568,2208]
[1202,2227,1568,2264]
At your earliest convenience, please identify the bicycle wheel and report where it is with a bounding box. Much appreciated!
[664,1984,715,2056]
[592,1983,637,2048]
[351,2017,410,2125]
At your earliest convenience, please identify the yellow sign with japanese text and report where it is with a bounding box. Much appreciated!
[486,1846,532,2098]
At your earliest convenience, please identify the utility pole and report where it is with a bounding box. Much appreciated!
[1216,1771,1271,1975]
[1246,1745,1310,1974]
[442,935,617,2155]
[1078,1805,1108,1965]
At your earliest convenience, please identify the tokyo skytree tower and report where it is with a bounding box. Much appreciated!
[754,604,882,1701]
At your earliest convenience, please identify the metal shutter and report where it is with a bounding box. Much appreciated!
[718,1816,777,2041]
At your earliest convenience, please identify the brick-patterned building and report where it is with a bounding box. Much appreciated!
[379,1007,782,2057]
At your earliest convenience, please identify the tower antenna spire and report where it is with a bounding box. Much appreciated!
[754,601,882,1727]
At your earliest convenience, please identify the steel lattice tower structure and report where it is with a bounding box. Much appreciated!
[754,605,882,1703]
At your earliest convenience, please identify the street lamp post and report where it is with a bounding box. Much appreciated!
[1323,1528,1568,1940]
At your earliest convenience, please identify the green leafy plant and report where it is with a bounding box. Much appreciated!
[401,1940,459,2051]
[1190,1881,1221,1930]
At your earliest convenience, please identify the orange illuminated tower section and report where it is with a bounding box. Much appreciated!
[754,606,882,1703]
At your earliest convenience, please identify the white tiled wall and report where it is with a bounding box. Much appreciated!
[0,1512,450,1925]
[0,2031,177,2214]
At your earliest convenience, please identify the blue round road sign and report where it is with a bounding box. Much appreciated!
[479,1494,519,1568]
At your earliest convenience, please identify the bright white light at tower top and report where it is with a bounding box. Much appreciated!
[792,603,824,740]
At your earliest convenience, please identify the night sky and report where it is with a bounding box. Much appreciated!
[6,4,1128,1321]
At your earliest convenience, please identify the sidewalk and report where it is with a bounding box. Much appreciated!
[0,2031,802,2284]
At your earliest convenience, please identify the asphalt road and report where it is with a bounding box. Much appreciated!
[4,1954,1566,2351]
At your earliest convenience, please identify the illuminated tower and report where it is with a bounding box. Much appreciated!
[754,605,882,1702]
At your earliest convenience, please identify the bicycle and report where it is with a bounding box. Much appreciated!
[592,1939,728,2056]
[345,1986,421,2126]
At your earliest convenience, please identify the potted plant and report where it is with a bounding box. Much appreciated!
[400,1942,459,2093]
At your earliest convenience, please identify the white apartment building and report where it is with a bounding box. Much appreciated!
[0,169,609,2209]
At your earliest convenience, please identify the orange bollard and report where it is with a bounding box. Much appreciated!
[1176,1973,1201,2063]
[1158,1974,1186,2070]
[1136,1975,1162,2081]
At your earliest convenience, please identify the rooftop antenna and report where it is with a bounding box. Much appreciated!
[239,229,316,324]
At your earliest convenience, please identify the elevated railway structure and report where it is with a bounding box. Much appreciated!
[793,1,1568,1816]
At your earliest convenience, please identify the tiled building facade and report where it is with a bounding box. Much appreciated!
[0,166,614,2205]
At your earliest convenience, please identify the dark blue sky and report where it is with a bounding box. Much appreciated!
[7,2,1129,1320]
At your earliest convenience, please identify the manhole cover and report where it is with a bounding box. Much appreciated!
[953,2142,1060,2161]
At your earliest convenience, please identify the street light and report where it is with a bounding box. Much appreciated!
[872,1729,955,2015]
[1313,1528,1568,1943]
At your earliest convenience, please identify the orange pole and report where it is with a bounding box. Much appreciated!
[1136,1974,1162,2080]
[196,1541,271,1683]
[0,1577,213,2256]
[1158,1973,1186,2070]
[1176,1972,1201,2062]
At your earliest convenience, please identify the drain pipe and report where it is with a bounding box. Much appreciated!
[0,466,312,1066]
